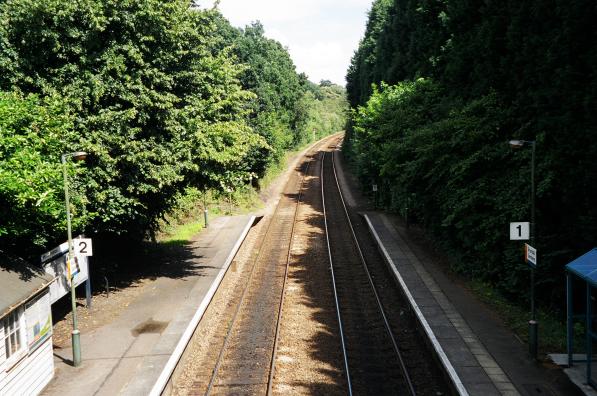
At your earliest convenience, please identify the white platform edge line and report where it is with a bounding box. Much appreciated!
[149,215,257,396]
[363,214,469,396]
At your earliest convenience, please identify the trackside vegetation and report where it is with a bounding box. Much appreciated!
[345,0,597,309]
[0,0,347,258]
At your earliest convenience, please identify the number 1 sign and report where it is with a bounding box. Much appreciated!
[510,222,530,240]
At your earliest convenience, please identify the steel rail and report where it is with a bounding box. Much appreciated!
[266,152,317,396]
[204,152,314,396]
[321,151,354,396]
[329,147,417,395]
[325,144,416,395]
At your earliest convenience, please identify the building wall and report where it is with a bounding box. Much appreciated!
[0,338,53,396]
[0,290,54,396]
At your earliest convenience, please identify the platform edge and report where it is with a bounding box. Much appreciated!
[149,215,257,396]
[363,213,469,396]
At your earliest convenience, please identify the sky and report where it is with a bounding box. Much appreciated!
[198,0,373,86]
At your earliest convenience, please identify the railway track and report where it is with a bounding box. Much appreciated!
[202,146,318,395]
[169,136,449,395]
[321,147,416,395]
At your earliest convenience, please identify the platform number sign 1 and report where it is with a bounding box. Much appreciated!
[509,222,530,241]
[75,238,93,257]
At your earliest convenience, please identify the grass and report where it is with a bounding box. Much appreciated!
[157,136,326,245]
[258,135,328,188]
[161,220,204,246]
[159,205,226,246]
[258,150,299,189]
[469,278,569,355]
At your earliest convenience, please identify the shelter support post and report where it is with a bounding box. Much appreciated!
[587,283,592,383]
[567,273,573,366]
[86,274,92,308]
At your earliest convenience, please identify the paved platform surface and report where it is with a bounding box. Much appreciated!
[364,211,584,396]
[550,354,597,396]
[42,215,255,396]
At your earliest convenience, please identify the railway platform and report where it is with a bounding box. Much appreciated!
[363,211,581,396]
[42,214,255,396]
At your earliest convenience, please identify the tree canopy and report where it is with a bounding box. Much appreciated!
[346,0,597,306]
[0,0,347,256]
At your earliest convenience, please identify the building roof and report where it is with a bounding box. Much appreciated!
[0,252,54,319]
[565,248,597,288]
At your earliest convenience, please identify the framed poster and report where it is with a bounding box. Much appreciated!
[25,292,52,352]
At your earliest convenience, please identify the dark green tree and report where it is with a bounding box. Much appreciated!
[0,0,265,242]
[346,0,597,306]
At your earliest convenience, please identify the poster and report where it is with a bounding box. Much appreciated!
[25,292,52,351]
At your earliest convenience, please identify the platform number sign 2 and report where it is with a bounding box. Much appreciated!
[75,238,93,257]
[509,222,530,241]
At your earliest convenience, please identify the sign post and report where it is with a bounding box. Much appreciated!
[508,139,538,359]
[372,184,378,208]
[74,238,93,257]
[74,238,93,308]
[510,220,537,358]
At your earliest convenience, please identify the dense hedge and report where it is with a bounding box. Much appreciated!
[0,0,346,256]
[346,0,597,306]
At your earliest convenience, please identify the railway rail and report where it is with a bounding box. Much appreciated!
[168,136,450,395]
[321,147,416,395]
[203,150,316,395]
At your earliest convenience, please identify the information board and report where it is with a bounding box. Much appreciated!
[525,243,537,267]
[25,291,52,351]
[41,238,89,304]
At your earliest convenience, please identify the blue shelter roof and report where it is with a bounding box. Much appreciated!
[566,248,597,287]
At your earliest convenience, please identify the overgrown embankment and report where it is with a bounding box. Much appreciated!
[0,1,347,261]
[345,0,597,310]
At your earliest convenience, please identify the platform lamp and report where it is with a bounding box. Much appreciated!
[509,139,538,359]
[61,151,88,367]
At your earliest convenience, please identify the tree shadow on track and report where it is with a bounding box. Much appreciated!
[273,156,348,396]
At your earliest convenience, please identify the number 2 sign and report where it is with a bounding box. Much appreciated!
[509,222,530,240]
[74,238,93,256]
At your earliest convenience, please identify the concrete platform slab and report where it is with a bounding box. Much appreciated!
[42,215,255,396]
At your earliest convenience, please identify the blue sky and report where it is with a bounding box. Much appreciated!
[198,0,373,85]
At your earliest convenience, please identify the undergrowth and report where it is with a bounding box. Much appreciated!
[158,136,329,244]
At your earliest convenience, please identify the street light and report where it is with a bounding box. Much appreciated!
[61,151,88,367]
[509,139,537,358]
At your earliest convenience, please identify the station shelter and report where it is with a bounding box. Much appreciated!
[0,253,55,395]
[566,248,597,389]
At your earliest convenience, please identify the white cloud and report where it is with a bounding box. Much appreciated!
[217,0,320,24]
[292,41,345,83]
[197,0,372,85]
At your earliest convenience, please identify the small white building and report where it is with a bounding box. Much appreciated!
[0,254,54,396]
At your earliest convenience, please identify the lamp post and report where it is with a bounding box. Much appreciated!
[61,151,87,367]
[509,139,537,359]
[203,190,209,228]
